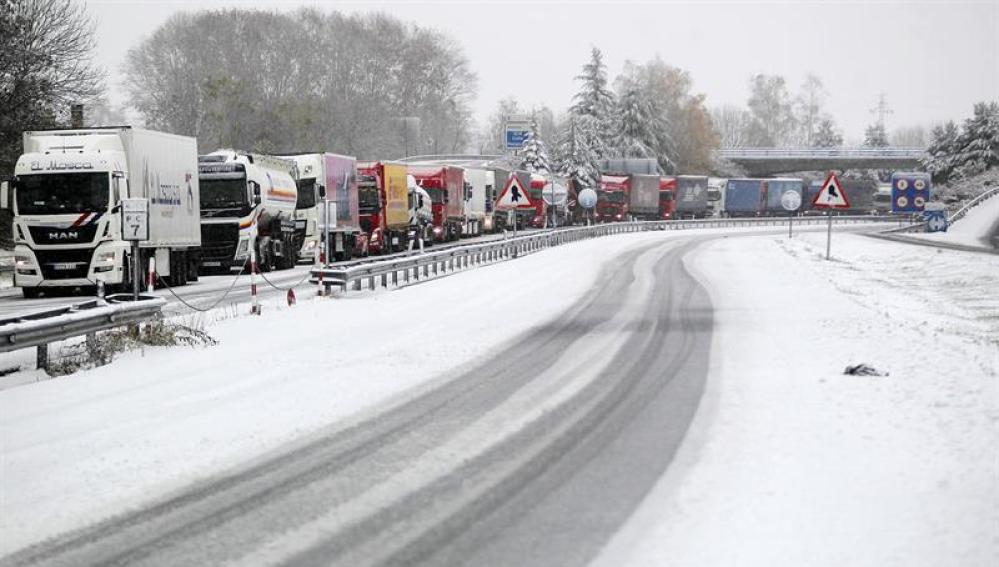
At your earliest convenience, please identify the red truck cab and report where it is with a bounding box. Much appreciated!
[408,165,465,242]
[356,161,408,255]
[596,175,629,222]
[659,176,677,220]
[527,174,549,228]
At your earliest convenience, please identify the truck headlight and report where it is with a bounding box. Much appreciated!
[235,238,249,259]
[94,250,116,273]
[15,255,37,275]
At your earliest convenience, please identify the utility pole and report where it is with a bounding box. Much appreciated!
[870,92,893,129]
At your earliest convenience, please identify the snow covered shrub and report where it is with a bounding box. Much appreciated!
[48,318,217,376]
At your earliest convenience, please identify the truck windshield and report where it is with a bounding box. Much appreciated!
[600,191,626,204]
[358,184,380,213]
[200,178,247,210]
[660,191,675,202]
[297,179,317,209]
[16,172,109,215]
[426,188,445,204]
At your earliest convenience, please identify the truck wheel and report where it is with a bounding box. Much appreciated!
[169,251,186,287]
[22,287,41,299]
[187,253,199,283]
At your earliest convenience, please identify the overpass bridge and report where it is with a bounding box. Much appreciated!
[716,147,926,176]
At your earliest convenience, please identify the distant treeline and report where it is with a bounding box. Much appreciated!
[124,8,478,158]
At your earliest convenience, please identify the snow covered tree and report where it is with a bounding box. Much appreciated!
[812,118,843,147]
[569,47,616,159]
[747,74,796,146]
[864,122,889,147]
[520,119,552,175]
[953,101,999,178]
[923,121,961,183]
[613,86,658,158]
[554,117,599,190]
[794,74,826,146]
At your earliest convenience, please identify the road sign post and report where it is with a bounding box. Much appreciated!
[780,189,802,238]
[494,173,534,242]
[810,172,850,260]
[121,198,149,300]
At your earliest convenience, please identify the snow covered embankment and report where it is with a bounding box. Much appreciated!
[596,231,998,567]
[911,188,999,250]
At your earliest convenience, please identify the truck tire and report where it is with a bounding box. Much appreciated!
[169,250,186,287]
[22,287,41,299]
[187,252,199,283]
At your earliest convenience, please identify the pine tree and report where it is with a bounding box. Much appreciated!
[569,47,616,159]
[613,86,658,158]
[812,118,843,147]
[521,119,552,175]
[923,121,961,183]
[864,122,889,147]
[953,101,999,178]
[554,118,599,190]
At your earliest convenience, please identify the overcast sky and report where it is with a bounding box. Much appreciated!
[89,0,998,144]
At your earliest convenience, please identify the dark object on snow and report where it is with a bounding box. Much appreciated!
[843,363,888,376]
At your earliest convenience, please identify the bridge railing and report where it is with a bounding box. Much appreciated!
[717,147,926,159]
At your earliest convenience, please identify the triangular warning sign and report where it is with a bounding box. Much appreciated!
[495,174,534,210]
[812,172,850,209]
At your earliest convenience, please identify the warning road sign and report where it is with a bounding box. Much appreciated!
[495,174,534,210]
[811,172,850,209]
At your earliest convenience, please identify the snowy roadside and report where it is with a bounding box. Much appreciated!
[909,191,999,250]
[1,227,731,555]
[595,231,998,566]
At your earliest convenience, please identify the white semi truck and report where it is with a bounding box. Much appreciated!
[198,150,301,273]
[462,168,496,233]
[6,127,201,298]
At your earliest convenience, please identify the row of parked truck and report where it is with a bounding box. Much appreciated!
[0,126,888,297]
[1,127,580,296]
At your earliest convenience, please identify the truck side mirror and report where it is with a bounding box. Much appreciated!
[0,180,8,211]
[250,181,261,205]
[318,184,326,199]
[418,195,424,208]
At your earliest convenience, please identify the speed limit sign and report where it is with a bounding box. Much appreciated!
[121,198,149,241]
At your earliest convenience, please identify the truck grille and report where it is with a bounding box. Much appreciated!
[35,248,95,280]
[29,224,99,245]
[200,223,239,266]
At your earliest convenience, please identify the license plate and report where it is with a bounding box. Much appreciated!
[202,261,221,267]
[51,262,82,271]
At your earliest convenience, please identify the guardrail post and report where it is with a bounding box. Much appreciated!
[36,344,48,372]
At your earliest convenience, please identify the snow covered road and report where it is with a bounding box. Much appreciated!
[2,230,718,565]
[3,223,991,566]
[595,231,998,567]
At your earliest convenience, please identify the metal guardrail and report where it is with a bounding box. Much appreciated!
[0,294,167,371]
[312,216,903,295]
[880,188,999,235]
[948,186,999,224]
[717,147,926,159]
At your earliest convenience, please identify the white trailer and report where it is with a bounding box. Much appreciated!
[7,127,201,297]
[462,168,496,233]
